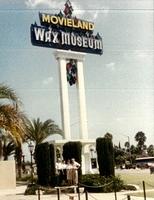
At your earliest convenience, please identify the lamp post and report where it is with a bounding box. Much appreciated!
[28,141,34,183]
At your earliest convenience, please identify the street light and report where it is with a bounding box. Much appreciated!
[28,141,34,183]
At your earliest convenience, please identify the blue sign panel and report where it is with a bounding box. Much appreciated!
[30,2,103,55]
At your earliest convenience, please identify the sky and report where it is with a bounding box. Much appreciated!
[0,0,154,152]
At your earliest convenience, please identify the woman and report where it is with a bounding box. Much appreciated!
[66,159,73,185]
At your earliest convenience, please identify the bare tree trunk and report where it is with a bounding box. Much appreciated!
[15,145,22,178]
[0,139,3,160]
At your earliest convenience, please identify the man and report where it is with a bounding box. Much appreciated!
[56,158,63,185]
[71,158,80,185]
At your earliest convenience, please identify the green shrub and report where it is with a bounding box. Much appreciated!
[123,184,137,191]
[96,137,115,177]
[49,143,56,186]
[80,174,124,193]
[35,142,52,186]
[63,141,82,178]
[24,184,39,195]
[24,174,136,195]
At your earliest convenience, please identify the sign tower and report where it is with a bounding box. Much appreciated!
[31,0,103,173]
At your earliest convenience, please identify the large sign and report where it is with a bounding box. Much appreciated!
[30,1,103,55]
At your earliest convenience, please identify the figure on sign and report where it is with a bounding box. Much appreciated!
[66,59,77,86]
[64,0,73,17]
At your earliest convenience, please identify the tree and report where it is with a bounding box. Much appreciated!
[0,104,27,144]
[2,137,16,160]
[96,137,115,177]
[0,84,20,107]
[0,84,26,159]
[124,141,130,152]
[130,145,137,155]
[35,142,55,186]
[114,145,127,167]
[15,144,22,178]
[147,145,154,157]
[135,131,146,155]
[63,141,82,177]
[25,118,63,146]
[104,132,113,140]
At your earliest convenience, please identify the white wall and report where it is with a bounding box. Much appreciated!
[0,160,16,189]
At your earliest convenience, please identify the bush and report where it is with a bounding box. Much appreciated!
[80,174,124,193]
[24,184,39,195]
[24,174,136,195]
[49,143,56,186]
[63,141,82,178]
[63,141,82,164]
[96,137,115,177]
[123,184,137,191]
[35,142,53,186]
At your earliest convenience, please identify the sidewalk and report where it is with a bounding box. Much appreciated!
[0,185,154,200]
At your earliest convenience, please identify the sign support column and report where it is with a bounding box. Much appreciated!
[55,54,71,140]
[77,60,88,140]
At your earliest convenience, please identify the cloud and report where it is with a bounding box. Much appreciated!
[25,0,87,20]
[71,2,86,17]
[116,117,124,122]
[25,0,63,9]
[135,51,151,58]
[93,10,99,20]
[25,0,90,18]
[42,76,53,85]
[25,0,108,21]
[105,62,116,71]
[90,6,110,20]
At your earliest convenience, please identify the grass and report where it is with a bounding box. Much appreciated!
[116,169,154,198]
[116,169,154,189]
[130,191,154,198]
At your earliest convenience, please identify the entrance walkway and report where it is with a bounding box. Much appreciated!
[0,184,154,200]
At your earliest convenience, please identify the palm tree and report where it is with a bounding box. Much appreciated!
[0,104,27,144]
[135,131,147,155]
[0,84,26,160]
[3,138,16,160]
[0,84,20,107]
[26,118,63,146]
[124,141,130,152]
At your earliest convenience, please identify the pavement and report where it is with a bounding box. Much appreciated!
[0,184,154,200]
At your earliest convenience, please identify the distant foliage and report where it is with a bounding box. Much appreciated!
[96,137,115,177]
[135,131,146,154]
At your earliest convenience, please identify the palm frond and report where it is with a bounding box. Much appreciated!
[0,104,27,144]
[0,84,21,107]
[3,140,16,160]
[25,117,63,145]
